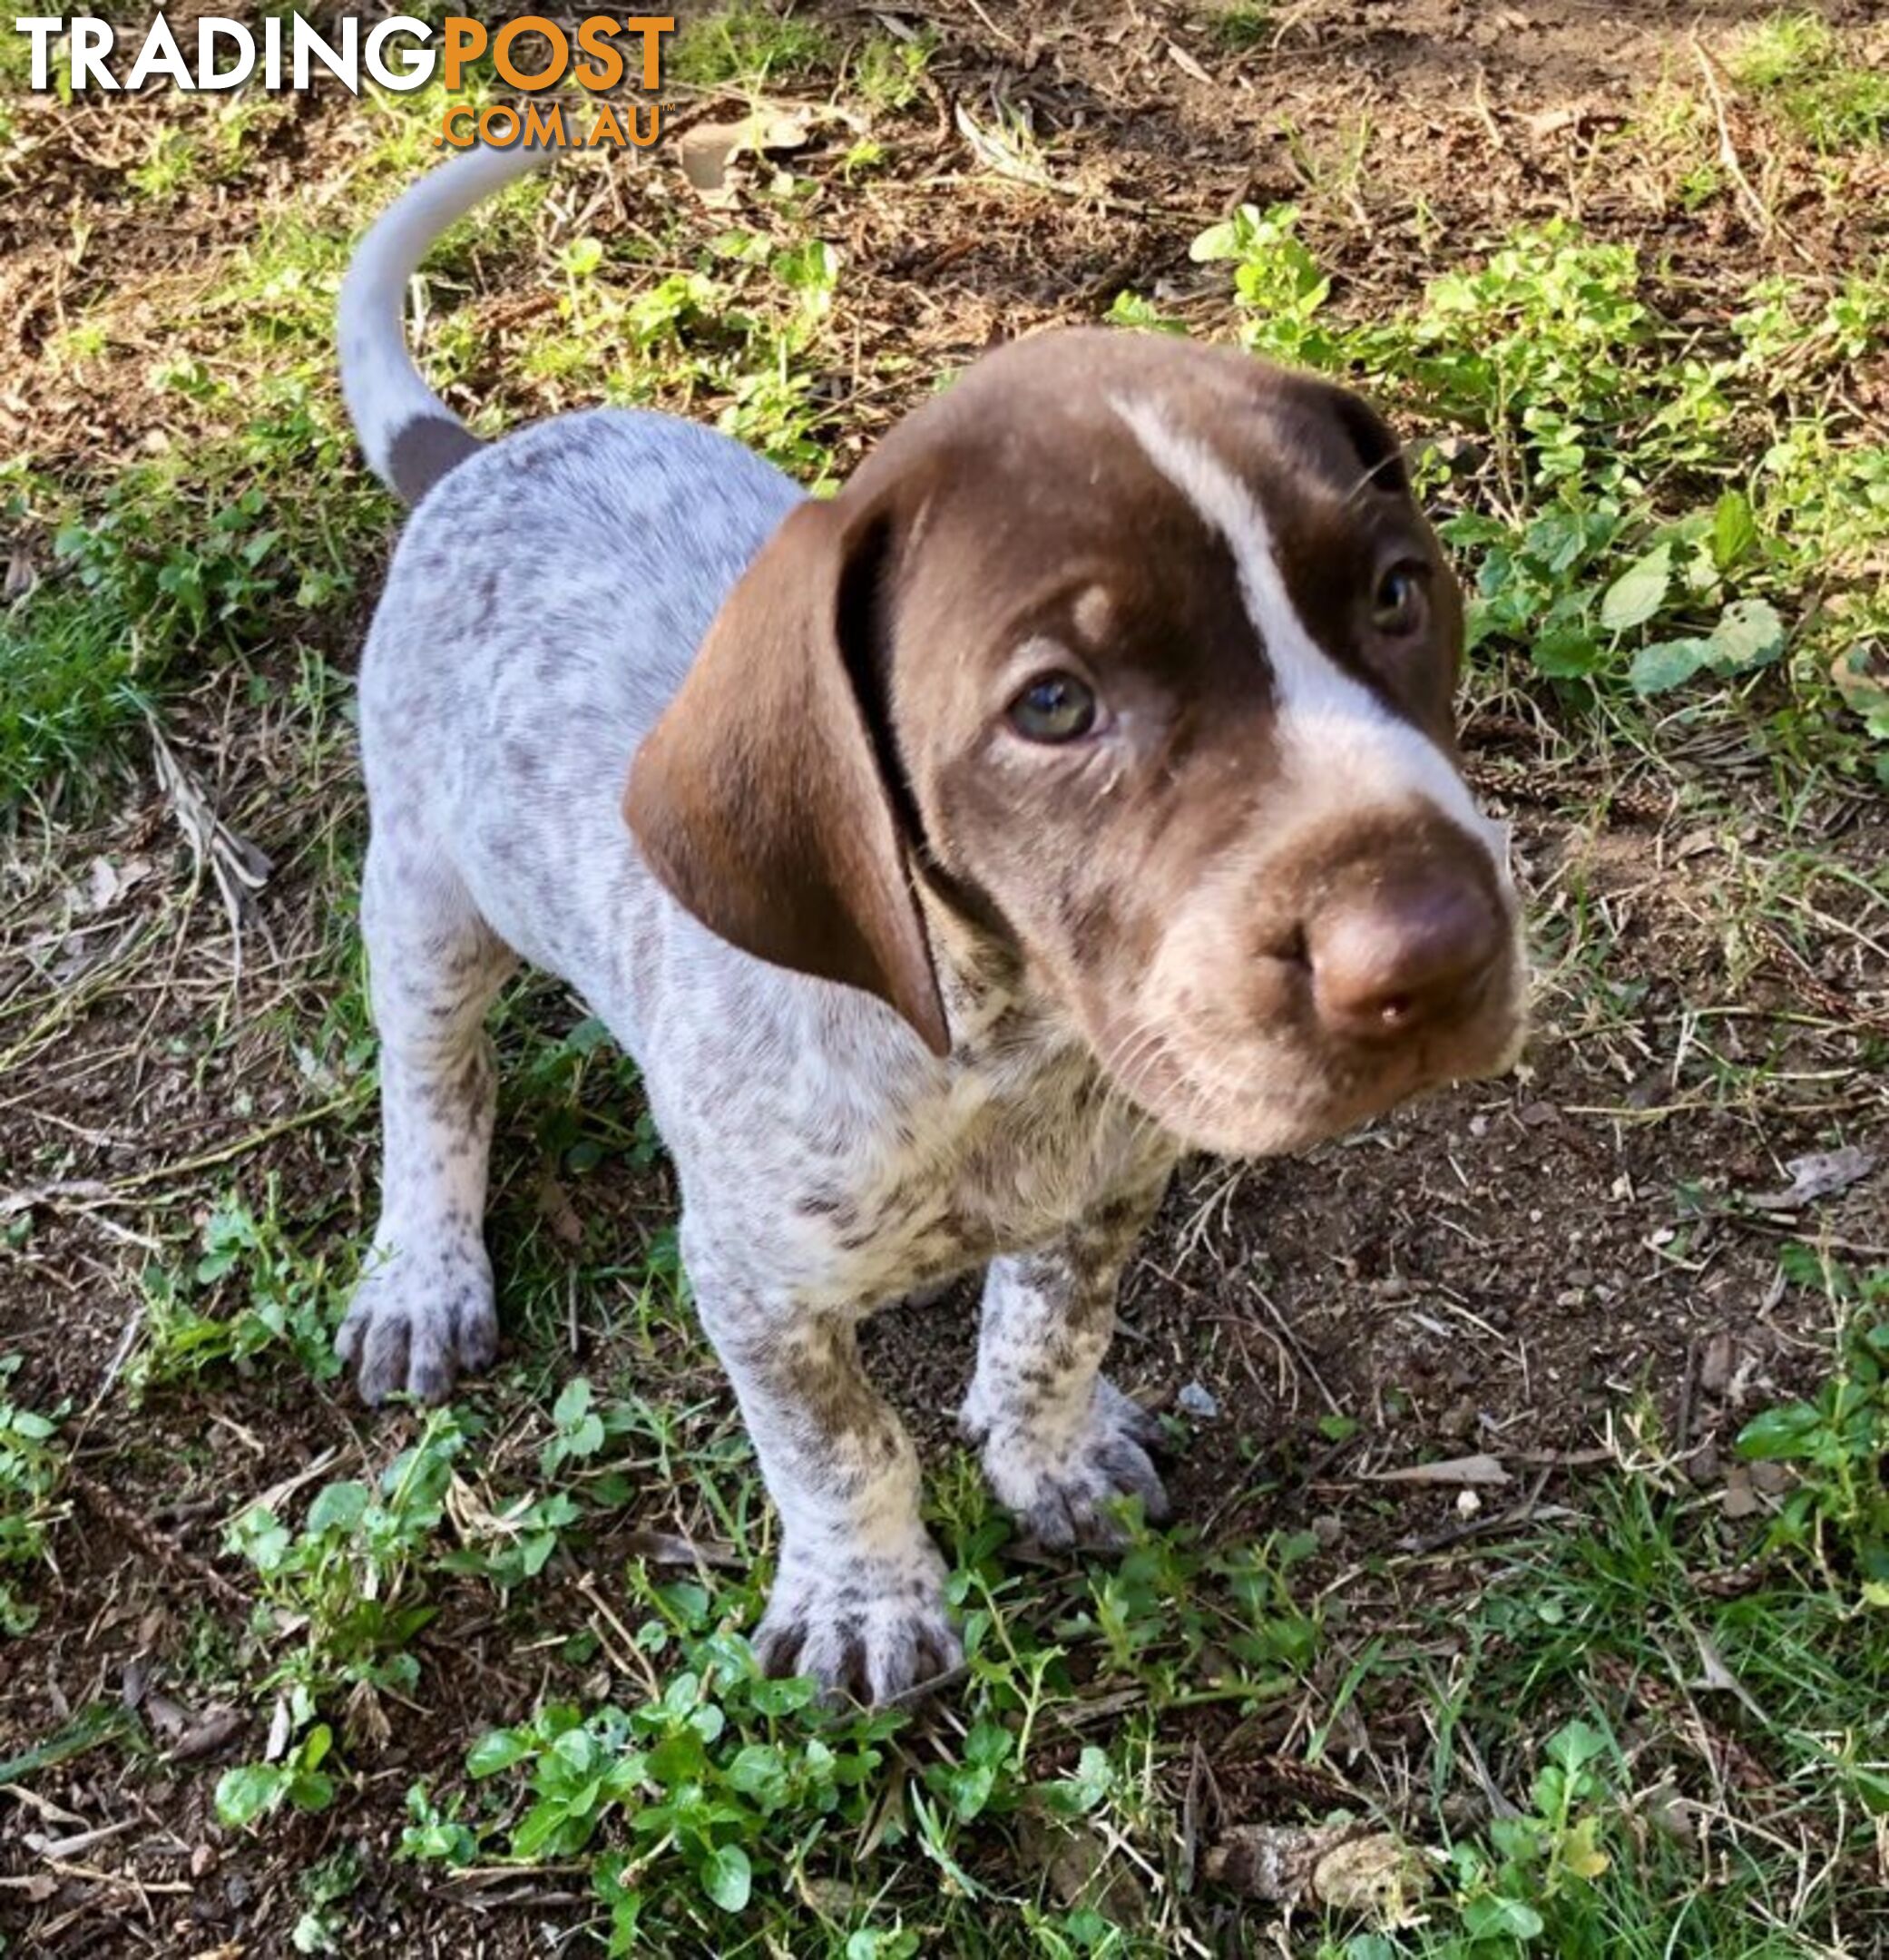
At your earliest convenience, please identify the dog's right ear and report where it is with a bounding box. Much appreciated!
[622,495,950,1057]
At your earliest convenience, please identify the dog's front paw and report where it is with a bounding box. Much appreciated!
[971,1377,1170,1549]
[751,1537,961,1706]
[336,1225,497,1405]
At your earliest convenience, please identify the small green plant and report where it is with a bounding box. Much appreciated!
[127,128,199,201]
[398,1781,480,1866]
[1437,1720,1616,1947]
[541,1375,610,1476]
[852,27,934,113]
[1077,1521,1320,1698]
[1443,500,1785,694]
[54,485,283,646]
[289,1843,366,1955]
[228,1411,468,1700]
[1103,289,1185,334]
[0,1359,68,1635]
[718,239,845,477]
[1737,1248,1889,1594]
[1189,202,1340,368]
[2,476,296,804]
[215,1694,340,1828]
[436,1602,902,1951]
[132,1187,345,1393]
[1208,2,1272,54]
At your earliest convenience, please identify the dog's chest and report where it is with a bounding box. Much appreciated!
[798,1049,1170,1306]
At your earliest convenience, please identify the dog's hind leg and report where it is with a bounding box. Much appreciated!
[338,826,516,1403]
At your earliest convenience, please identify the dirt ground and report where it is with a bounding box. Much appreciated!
[2,1,1886,1954]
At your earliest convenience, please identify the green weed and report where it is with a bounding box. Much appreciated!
[0,1358,67,1635]
[1737,1247,1889,1597]
[1314,1455,1889,1955]
[132,1186,347,1394]
[1727,15,1888,150]
[126,128,200,201]
[1208,4,1272,54]
[227,1410,468,1702]
[215,1700,341,1828]
[852,28,935,113]
[2,465,353,806]
[289,1843,366,1955]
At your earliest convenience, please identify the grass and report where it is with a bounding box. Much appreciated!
[1727,15,1889,152]
[2,3,1887,1954]
[668,0,835,90]
[1207,4,1273,56]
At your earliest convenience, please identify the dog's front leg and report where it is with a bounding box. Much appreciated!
[961,1176,1172,1546]
[690,1247,960,1704]
[338,840,516,1403]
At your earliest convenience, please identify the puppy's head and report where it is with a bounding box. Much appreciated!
[627,328,1525,1156]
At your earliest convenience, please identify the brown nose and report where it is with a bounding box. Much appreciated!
[1307,878,1503,1044]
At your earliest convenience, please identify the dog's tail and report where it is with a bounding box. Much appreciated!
[338,141,555,505]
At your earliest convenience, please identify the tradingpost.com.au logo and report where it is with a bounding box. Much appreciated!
[13,14,678,151]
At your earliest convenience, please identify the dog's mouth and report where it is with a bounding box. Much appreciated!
[1091,973,1528,1161]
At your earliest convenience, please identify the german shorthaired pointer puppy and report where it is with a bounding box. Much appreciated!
[335,144,1527,1703]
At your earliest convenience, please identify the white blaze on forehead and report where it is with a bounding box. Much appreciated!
[1071,583,1115,643]
[1109,395,1508,869]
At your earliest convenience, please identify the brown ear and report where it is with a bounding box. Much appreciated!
[623,496,950,1057]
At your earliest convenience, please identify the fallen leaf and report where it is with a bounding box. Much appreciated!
[1747,1145,1874,1211]
[263,1695,291,1763]
[620,1528,744,1570]
[1369,1453,1510,1488]
[1692,1629,1768,1722]
[1312,1832,1432,1924]
[537,1174,585,1247]
[678,110,811,198]
[1698,1330,1735,1396]
[142,1691,193,1740]
[954,100,1055,187]
[1206,1822,1339,1900]
[1720,1464,1760,1520]
[169,1708,245,1762]
[1830,642,1889,736]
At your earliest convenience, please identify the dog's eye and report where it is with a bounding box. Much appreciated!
[1007,671,1098,743]
[1371,564,1427,636]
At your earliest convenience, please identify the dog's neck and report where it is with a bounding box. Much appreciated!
[911,869,1087,1073]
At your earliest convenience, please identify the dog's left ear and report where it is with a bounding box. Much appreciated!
[623,493,949,1056]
